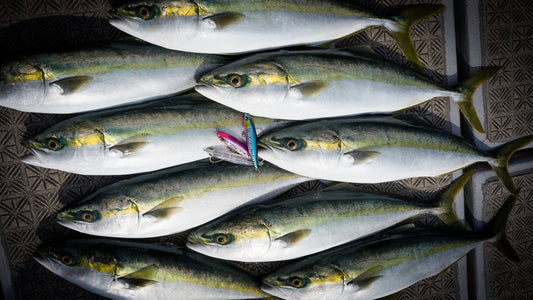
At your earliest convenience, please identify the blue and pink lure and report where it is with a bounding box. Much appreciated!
[243,113,259,170]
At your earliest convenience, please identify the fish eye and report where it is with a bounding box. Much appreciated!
[285,139,299,151]
[290,277,306,288]
[61,255,75,266]
[227,74,248,88]
[215,234,229,245]
[136,5,156,20]
[46,138,63,151]
[81,212,95,223]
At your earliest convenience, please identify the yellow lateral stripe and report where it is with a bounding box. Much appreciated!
[66,134,104,147]
[162,5,198,17]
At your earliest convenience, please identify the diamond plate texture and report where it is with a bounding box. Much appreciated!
[485,174,533,299]
[0,0,458,299]
[481,0,533,142]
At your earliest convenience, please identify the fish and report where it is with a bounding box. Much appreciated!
[0,41,227,113]
[108,0,445,70]
[244,113,259,169]
[34,239,271,299]
[21,94,287,175]
[257,114,533,195]
[195,49,496,133]
[57,161,311,238]
[260,194,519,300]
[186,170,472,262]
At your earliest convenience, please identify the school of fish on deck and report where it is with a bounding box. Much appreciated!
[1,0,531,299]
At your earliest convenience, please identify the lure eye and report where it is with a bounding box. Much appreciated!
[228,74,247,88]
[215,234,229,245]
[81,212,95,223]
[290,277,305,288]
[61,255,74,266]
[285,139,299,151]
[136,5,156,20]
[46,138,63,151]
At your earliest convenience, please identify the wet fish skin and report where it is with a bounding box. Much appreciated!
[258,115,533,195]
[195,49,495,133]
[261,195,518,300]
[0,42,227,113]
[21,94,287,175]
[109,0,444,69]
[186,170,470,262]
[34,239,271,299]
[57,161,311,238]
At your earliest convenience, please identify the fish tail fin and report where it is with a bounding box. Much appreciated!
[435,169,476,229]
[386,4,446,72]
[454,67,500,134]
[485,194,519,262]
[488,135,533,195]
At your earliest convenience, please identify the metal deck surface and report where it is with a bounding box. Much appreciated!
[0,0,532,299]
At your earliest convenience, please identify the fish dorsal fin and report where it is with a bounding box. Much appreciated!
[346,265,383,289]
[339,45,383,60]
[274,229,312,247]
[142,197,184,220]
[391,113,434,129]
[289,81,328,98]
[109,136,148,155]
[203,12,246,29]
[117,265,159,289]
[50,76,93,94]
[343,149,381,164]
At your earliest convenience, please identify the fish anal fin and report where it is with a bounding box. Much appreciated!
[289,81,328,98]
[117,265,158,289]
[344,149,381,164]
[274,229,312,247]
[50,76,93,94]
[203,12,245,29]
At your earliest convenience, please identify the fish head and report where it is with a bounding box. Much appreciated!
[0,60,48,111]
[57,188,142,237]
[186,210,271,261]
[109,0,198,47]
[261,261,345,300]
[34,240,118,291]
[21,119,107,172]
[258,121,343,173]
[195,57,291,113]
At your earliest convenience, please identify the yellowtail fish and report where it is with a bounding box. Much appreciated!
[186,170,472,262]
[258,114,533,195]
[21,94,287,175]
[0,42,227,113]
[196,49,496,133]
[57,161,311,238]
[109,0,444,70]
[261,194,518,300]
[34,239,271,299]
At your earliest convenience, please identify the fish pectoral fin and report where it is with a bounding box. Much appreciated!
[203,12,246,29]
[50,76,93,94]
[343,149,381,164]
[109,137,148,156]
[117,265,159,289]
[143,206,182,219]
[288,81,328,99]
[346,266,383,289]
[274,229,312,247]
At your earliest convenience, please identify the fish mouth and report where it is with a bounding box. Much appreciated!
[34,251,59,273]
[109,17,141,34]
[20,147,48,165]
[194,84,224,102]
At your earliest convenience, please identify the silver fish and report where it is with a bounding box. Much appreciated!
[0,41,227,113]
